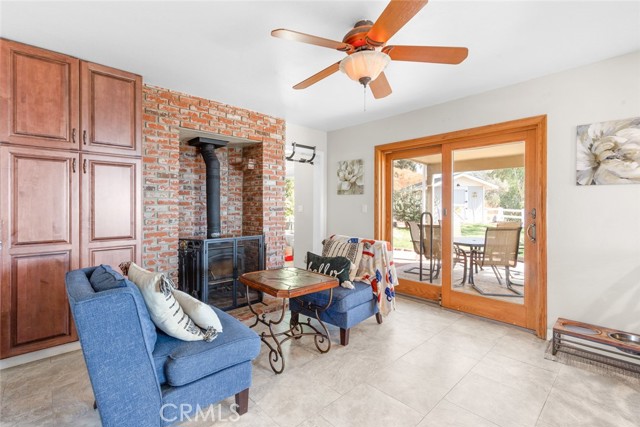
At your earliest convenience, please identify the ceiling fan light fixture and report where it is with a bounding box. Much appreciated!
[339,50,390,86]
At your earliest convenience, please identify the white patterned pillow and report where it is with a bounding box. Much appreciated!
[123,262,218,342]
[322,239,364,282]
[173,289,222,339]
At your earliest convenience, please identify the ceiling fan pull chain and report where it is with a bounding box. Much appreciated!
[363,84,367,112]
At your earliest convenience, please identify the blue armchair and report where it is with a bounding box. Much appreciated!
[289,281,383,345]
[65,266,260,427]
[290,236,399,345]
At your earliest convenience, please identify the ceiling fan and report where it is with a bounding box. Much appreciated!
[272,0,468,99]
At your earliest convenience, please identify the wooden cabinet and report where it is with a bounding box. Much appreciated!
[0,39,142,359]
[0,40,80,149]
[0,39,141,155]
[0,148,143,358]
[81,154,142,268]
[0,146,80,357]
[81,62,142,156]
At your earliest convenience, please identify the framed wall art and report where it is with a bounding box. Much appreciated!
[337,159,364,195]
[576,117,640,185]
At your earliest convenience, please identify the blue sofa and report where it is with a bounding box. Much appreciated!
[289,280,382,345]
[65,266,261,427]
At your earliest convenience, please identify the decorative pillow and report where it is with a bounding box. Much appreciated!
[321,239,364,282]
[89,264,127,292]
[173,289,222,339]
[122,262,217,342]
[306,252,353,289]
[324,235,374,281]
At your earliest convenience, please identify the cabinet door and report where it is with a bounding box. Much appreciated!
[81,62,141,156]
[80,154,141,270]
[0,147,80,358]
[0,39,80,149]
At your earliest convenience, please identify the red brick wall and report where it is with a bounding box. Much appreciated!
[142,84,285,275]
[222,147,244,236]
[178,143,244,237]
[261,138,287,268]
[242,143,263,237]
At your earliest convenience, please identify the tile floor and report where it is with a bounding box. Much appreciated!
[1,296,639,427]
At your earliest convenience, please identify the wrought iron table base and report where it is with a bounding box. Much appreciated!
[246,285,333,374]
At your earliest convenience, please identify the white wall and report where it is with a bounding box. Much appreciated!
[285,123,328,268]
[326,51,640,332]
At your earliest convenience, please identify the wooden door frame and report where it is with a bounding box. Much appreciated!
[374,115,547,338]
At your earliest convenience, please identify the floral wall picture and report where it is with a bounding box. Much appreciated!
[337,159,364,195]
[576,117,640,185]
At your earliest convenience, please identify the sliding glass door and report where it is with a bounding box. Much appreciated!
[375,117,546,337]
[442,134,537,329]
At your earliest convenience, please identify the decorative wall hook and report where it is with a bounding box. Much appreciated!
[286,142,316,165]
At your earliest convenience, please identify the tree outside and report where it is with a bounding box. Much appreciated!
[392,189,422,227]
[487,168,524,210]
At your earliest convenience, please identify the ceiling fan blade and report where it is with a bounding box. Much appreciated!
[370,72,392,99]
[293,61,341,90]
[385,45,468,64]
[271,29,351,52]
[366,0,429,46]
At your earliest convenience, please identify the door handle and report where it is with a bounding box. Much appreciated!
[83,159,87,174]
[72,128,76,144]
[82,130,87,145]
[527,223,536,242]
[72,158,76,173]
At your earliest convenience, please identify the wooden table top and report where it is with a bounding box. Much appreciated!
[239,268,339,299]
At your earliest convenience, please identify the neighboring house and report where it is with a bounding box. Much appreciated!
[448,174,500,223]
[398,173,500,224]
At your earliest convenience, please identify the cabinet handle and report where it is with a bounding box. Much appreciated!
[83,159,87,174]
[72,128,77,144]
[82,130,87,145]
[72,158,76,173]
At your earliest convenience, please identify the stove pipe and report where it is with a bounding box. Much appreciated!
[188,137,228,238]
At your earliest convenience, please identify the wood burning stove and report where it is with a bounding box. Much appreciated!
[178,235,264,310]
[178,137,264,310]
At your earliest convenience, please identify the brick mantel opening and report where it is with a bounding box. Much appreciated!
[142,85,285,276]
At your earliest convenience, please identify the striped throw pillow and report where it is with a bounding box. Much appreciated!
[123,262,219,342]
[322,239,364,282]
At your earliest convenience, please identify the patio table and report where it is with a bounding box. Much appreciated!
[453,237,485,285]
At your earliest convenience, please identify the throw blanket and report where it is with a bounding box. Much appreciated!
[326,235,397,315]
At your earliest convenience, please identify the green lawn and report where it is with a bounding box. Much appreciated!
[393,227,413,250]
[460,223,487,237]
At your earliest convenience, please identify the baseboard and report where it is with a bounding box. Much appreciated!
[0,342,81,370]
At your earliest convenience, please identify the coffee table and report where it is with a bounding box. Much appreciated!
[239,267,339,374]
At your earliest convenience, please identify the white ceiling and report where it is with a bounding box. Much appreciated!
[1,1,639,132]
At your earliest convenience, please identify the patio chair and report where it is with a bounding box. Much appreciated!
[496,220,525,265]
[475,227,523,297]
[406,221,441,280]
[426,224,442,278]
